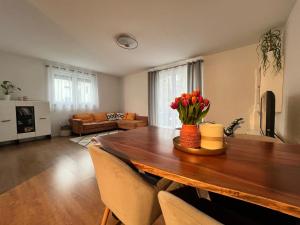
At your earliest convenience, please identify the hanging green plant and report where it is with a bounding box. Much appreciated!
[257,29,282,72]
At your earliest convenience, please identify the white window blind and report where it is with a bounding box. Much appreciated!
[48,66,99,112]
[156,65,188,128]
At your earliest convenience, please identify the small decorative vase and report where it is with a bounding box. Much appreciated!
[180,124,200,148]
[4,95,11,101]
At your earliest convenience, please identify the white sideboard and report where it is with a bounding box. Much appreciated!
[0,101,51,142]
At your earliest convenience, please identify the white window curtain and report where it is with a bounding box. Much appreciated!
[48,66,99,112]
[156,65,188,128]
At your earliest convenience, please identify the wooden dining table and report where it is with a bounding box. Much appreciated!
[98,126,300,218]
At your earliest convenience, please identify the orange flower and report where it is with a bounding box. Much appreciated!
[191,96,197,104]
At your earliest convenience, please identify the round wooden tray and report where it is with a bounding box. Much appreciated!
[173,136,226,156]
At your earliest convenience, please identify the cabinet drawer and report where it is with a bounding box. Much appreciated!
[0,120,17,142]
[35,117,51,136]
[0,102,17,142]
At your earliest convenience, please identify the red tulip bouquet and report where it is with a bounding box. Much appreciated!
[170,90,210,148]
[170,90,210,125]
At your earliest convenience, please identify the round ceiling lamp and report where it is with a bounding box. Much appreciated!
[115,33,138,50]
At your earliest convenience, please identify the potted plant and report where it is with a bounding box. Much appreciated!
[60,124,71,137]
[170,90,210,148]
[0,81,21,101]
[257,29,282,72]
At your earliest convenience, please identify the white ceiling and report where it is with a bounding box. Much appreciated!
[0,0,296,76]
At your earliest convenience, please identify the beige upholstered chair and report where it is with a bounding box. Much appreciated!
[158,191,223,225]
[88,145,171,225]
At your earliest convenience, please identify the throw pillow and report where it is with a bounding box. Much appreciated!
[124,112,136,120]
[106,112,117,121]
[116,112,125,120]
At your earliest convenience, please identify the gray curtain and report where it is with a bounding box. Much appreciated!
[148,71,158,126]
[187,60,203,93]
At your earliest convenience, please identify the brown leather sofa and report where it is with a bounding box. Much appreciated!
[69,112,148,135]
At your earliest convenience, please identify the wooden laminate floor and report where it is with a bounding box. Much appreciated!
[0,137,164,225]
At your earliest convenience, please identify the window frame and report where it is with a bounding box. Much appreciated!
[48,67,99,112]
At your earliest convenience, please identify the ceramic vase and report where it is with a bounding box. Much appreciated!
[4,95,11,101]
[180,124,200,148]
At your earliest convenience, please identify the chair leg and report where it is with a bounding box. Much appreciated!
[100,207,110,225]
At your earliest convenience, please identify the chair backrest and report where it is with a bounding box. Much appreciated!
[88,145,160,225]
[158,191,223,225]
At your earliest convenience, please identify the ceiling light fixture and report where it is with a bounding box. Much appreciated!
[115,33,138,50]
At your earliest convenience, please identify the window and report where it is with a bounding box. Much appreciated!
[48,67,99,112]
[53,74,73,104]
[156,65,188,128]
[148,59,203,128]
[76,76,95,108]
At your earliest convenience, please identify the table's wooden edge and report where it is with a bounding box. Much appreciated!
[132,161,300,218]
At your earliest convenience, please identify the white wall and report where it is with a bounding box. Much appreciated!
[122,71,148,116]
[203,44,258,133]
[0,50,122,136]
[0,50,47,100]
[98,73,122,112]
[277,0,300,143]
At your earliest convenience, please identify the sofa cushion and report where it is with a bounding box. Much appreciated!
[93,112,107,122]
[106,112,118,121]
[124,112,136,120]
[73,113,94,122]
